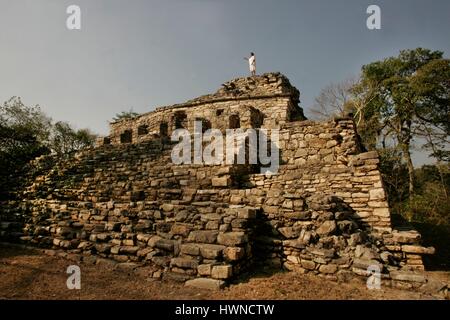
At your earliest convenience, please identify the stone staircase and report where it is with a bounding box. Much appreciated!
[0,137,257,287]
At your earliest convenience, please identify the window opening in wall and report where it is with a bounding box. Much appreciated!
[137,125,148,135]
[160,122,168,136]
[174,111,187,129]
[195,117,211,133]
[120,130,132,143]
[229,114,240,129]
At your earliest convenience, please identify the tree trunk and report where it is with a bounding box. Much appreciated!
[437,162,449,199]
[400,143,415,195]
[422,126,449,199]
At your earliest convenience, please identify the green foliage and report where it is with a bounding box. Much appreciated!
[379,150,449,229]
[113,109,139,122]
[404,184,449,225]
[411,221,450,270]
[52,121,96,155]
[0,96,97,199]
[400,164,450,225]
[0,123,50,177]
[391,163,450,270]
[377,147,409,204]
[0,96,52,147]
[387,163,449,225]
[355,48,450,194]
[0,97,51,198]
[358,47,448,145]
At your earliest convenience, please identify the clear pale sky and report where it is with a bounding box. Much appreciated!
[1,0,449,165]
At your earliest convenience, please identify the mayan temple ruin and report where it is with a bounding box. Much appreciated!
[0,72,438,291]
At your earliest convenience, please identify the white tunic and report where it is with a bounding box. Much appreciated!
[249,55,256,72]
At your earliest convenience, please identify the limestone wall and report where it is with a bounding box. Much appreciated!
[0,140,257,284]
[100,73,304,146]
[245,119,391,233]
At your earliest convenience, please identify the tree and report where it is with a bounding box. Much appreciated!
[113,108,139,122]
[0,96,52,147]
[377,147,409,205]
[0,97,98,198]
[0,97,52,198]
[411,59,450,163]
[51,121,97,155]
[404,164,450,225]
[355,48,450,195]
[310,78,357,120]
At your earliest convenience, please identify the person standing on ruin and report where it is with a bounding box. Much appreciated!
[244,52,256,76]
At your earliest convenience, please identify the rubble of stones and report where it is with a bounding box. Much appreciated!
[152,72,301,113]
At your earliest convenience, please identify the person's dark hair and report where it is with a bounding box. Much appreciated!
[250,52,254,56]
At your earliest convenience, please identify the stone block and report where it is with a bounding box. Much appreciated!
[160,203,174,212]
[211,265,233,279]
[301,259,316,270]
[316,221,337,236]
[390,271,426,283]
[206,221,220,230]
[369,188,385,200]
[231,219,247,229]
[287,255,301,264]
[278,227,300,239]
[185,278,225,290]
[319,264,337,274]
[155,239,175,251]
[171,223,192,237]
[95,243,111,253]
[119,246,139,255]
[212,177,230,187]
[187,230,219,244]
[357,151,378,160]
[122,239,134,246]
[285,211,311,220]
[197,264,212,276]
[352,258,382,270]
[147,235,162,247]
[199,244,226,259]
[181,243,200,256]
[170,257,199,269]
[237,207,257,219]
[392,231,421,244]
[373,208,390,217]
[217,232,248,246]
[401,245,435,255]
[224,247,245,261]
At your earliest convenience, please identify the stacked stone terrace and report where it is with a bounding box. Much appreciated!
[0,73,440,292]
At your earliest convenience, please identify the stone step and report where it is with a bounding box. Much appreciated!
[185,278,225,290]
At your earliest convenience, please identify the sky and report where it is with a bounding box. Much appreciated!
[1,0,449,165]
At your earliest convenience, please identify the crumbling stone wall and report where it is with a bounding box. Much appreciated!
[244,119,391,233]
[223,118,435,290]
[100,73,304,146]
[0,73,440,293]
[0,140,257,285]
